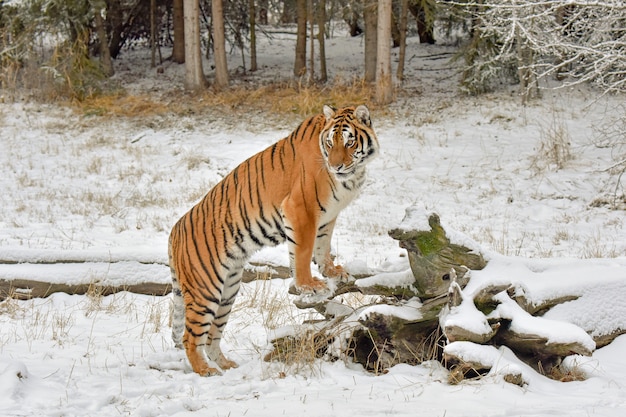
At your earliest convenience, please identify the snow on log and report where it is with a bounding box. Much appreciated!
[491,292,596,358]
[0,254,292,300]
[443,342,526,386]
[269,207,625,385]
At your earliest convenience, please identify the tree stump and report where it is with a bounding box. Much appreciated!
[388,208,487,298]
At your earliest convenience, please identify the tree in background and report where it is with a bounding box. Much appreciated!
[396,0,409,80]
[409,0,436,44]
[172,0,185,63]
[363,0,377,83]
[183,0,207,91]
[294,0,307,76]
[92,1,114,77]
[317,0,327,82]
[249,0,258,71]
[2,0,625,106]
[212,0,229,89]
[375,0,392,104]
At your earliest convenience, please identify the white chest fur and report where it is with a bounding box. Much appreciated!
[319,168,366,225]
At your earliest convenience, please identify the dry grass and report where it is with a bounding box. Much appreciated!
[75,77,376,119]
[539,360,588,382]
[78,94,170,117]
[264,327,334,367]
[531,110,573,173]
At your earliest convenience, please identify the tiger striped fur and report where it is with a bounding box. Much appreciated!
[169,105,379,376]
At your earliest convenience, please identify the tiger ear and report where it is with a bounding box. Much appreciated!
[355,105,371,126]
[323,104,336,121]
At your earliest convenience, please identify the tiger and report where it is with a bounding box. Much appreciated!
[169,104,379,376]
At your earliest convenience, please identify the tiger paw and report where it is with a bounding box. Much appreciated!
[321,264,351,282]
[192,361,222,377]
[289,278,335,309]
[293,286,334,309]
[217,354,238,371]
[293,276,327,293]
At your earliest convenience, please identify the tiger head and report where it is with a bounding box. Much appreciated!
[320,104,379,181]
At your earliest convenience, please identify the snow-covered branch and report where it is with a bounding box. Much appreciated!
[445,0,626,95]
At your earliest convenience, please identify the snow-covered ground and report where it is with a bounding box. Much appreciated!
[1,25,625,416]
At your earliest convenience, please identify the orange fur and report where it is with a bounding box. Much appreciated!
[169,105,379,376]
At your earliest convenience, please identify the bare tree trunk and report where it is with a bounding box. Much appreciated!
[93,2,114,77]
[397,0,408,81]
[183,0,207,91]
[150,0,156,67]
[343,0,362,37]
[363,0,377,83]
[317,0,327,83]
[376,0,392,104]
[212,0,229,89]
[172,0,185,63]
[409,1,435,44]
[258,0,268,25]
[249,0,258,71]
[107,0,124,59]
[308,0,315,81]
[294,0,307,76]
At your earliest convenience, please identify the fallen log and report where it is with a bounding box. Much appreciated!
[0,261,292,300]
[0,279,172,300]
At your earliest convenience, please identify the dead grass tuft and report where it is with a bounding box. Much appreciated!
[78,93,170,117]
[264,328,334,366]
[0,293,23,318]
[531,110,573,172]
[541,361,588,382]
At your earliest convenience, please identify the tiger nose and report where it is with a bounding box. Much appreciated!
[328,153,343,169]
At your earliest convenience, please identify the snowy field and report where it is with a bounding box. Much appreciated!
[1,25,625,416]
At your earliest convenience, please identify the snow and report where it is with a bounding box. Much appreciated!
[545,279,626,338]
[358,297,424,322]
[1,23,626,417]
[355,268,417,291]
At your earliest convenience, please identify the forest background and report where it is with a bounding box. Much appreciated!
[1,0,624,105]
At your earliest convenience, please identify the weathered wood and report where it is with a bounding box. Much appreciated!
[495,327,594,358]
[594,329,626,348]
[0,279,172,300]
[389,212,486,299]
[352,310,443,372]
[260,209,621,385]
[473,283,511,313]
[507,285,580,316]
[444,321,501,344]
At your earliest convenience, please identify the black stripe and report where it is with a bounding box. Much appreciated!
[315,184,327,212]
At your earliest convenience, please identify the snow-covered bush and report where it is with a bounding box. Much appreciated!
[449,0,626,97]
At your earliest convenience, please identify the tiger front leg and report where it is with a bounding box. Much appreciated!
[282,200,327,292]
[314,218,350,281]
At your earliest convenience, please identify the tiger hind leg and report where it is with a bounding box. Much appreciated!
[170,270,185,349]
[204,278,241,371]
[182,295,222,376]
